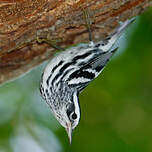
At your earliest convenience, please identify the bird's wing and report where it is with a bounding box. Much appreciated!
[68,47,118,92]
[83,47,118,72]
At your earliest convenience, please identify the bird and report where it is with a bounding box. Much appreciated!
[39,16,135,143]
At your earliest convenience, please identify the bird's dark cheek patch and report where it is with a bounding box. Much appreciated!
[66,103,75,118]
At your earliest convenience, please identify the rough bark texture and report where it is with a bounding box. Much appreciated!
[0,0,151,85]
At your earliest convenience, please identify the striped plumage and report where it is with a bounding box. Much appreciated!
[40,18,134,143]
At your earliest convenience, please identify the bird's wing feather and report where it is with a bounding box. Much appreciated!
[76,47,118,92]
[83,47,118,71]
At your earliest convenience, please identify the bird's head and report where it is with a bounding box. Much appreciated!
[51,90,80,143]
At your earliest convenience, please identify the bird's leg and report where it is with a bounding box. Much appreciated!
[82,8,93,42]
[37,33,65,51]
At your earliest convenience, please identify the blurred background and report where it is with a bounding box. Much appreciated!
[0,8,152,152]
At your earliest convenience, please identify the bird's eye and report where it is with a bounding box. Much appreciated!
[70,112,77,120]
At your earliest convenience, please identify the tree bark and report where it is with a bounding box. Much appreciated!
[0,0,151,85]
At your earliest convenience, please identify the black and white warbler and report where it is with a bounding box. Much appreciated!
[39,17,134,143]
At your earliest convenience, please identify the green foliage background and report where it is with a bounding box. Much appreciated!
[0,8,152,152]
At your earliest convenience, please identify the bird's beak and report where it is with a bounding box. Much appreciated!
[65,122,72,144]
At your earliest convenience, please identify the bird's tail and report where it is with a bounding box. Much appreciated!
[115,18,135,36]
[97,18,135,52]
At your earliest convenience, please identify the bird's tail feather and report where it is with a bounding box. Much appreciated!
[115,18,135,36]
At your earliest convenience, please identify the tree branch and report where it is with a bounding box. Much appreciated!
[0,0,151,85]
